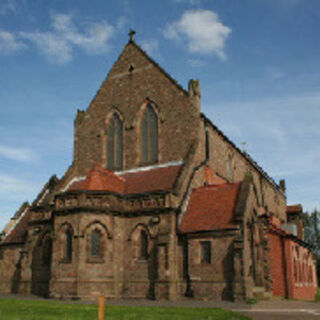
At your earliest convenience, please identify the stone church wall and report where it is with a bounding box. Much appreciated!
[187,233,235,300]
[205,121,287,221]
[0,246,21,293]
[50,209,181,300]
[74,43,201,177]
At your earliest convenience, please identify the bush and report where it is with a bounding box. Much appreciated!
[246,297,257,305]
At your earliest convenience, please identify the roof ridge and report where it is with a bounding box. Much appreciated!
[201,114,284,196]
[91,163,126,182]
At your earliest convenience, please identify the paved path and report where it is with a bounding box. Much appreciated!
[1,293,320,319]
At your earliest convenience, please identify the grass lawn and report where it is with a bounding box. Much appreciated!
[0,298,250,320]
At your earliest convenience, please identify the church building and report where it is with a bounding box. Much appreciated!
[0,32,317,301]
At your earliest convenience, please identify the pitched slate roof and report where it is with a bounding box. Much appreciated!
[180,183,240,233]
[68,163,182,195]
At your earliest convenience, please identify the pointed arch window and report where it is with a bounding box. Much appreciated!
[91,229,101,258]
[140,230,149,259]
[108,113,123,170]
[141,104,158,164]
[65,229,73,262]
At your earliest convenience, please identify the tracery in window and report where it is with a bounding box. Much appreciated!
[108,113,123,170]
[91,229,101,257]
[141,104,158,164]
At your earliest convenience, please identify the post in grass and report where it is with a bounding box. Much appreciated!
[98,295,106,320]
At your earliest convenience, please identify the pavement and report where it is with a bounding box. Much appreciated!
[0,293,320,319]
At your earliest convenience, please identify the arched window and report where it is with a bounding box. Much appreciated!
[65,229,73,262]
[140,230,148,259]
[108,113,123,170]
[141,104,158,164]
[91,229,101,257]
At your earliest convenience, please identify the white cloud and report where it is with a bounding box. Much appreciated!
[20,13,117,64]
[0,31,25,54]
[116,16,127,31]
[172,0,202,5]
[0,145,38,162]
[0,173,39,193]
[164,9,231,59]
[205,91,320,178]
[188,58,205,67]
[141,39,159,56]
[20,31,72,64]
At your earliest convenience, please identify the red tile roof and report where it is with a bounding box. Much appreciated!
[287,204,303,215]
[180,183,240,233]
[204,165,227,185]
[69,163,125,193]
[68,163,182,194]
[121,164,182,194]
[2,207,31,245]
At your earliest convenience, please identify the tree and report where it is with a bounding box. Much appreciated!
[302,209,320,284]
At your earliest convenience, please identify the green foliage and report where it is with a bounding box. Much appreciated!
[302,210,320,284]
[0,298,250,320]
[315,288,320,302]
[246,298,257,305]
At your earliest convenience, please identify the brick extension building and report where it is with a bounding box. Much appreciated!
[0,34,317,301]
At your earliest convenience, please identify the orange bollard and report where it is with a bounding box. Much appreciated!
[98,295,105,320]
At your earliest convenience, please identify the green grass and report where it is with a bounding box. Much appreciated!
[0,298,250,320]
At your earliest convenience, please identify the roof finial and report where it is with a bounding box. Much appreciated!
[129,29,136,42]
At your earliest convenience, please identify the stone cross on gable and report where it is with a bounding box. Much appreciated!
[129,29,136,42]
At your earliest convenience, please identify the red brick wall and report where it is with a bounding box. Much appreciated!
[269,232,286,297]
[269,230,317,301]
[287,240,317,301]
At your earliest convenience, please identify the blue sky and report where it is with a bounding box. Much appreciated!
[0,0,320,229]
